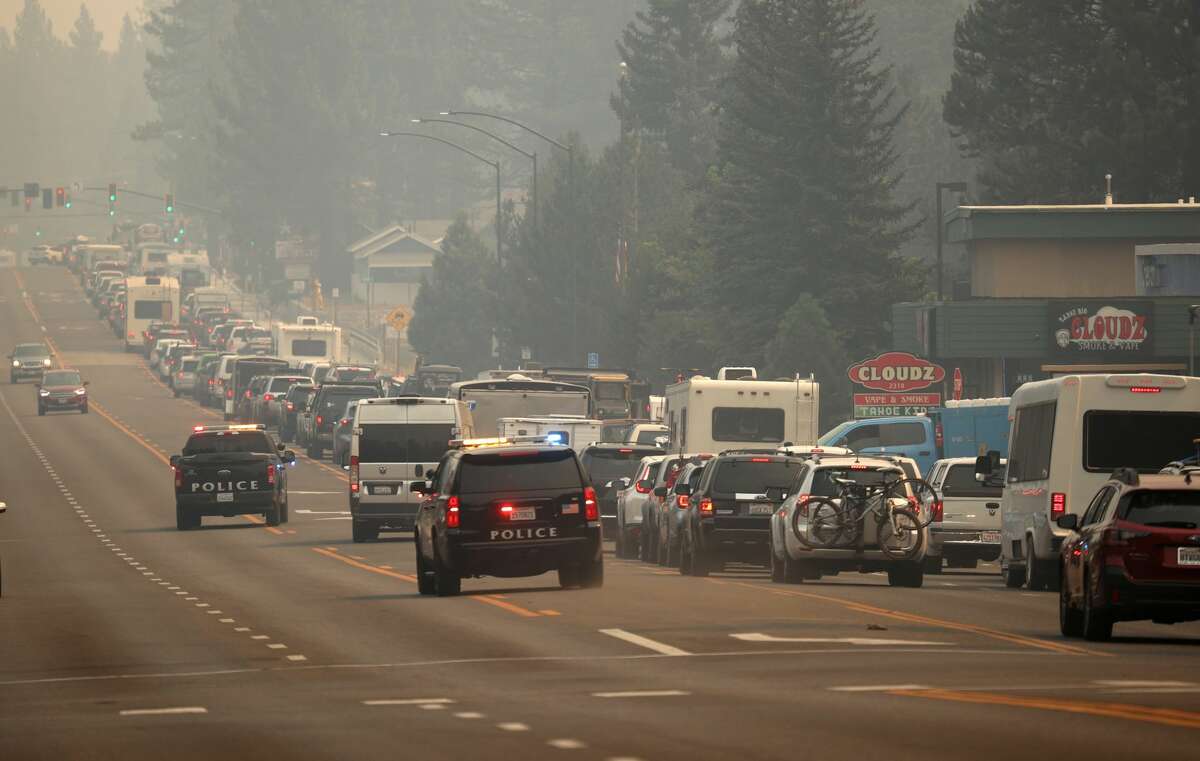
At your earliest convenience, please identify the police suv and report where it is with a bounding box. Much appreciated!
[412,437,603,596]
[171,424,295,530]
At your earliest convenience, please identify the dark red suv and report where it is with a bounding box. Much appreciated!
[1058,467,1200,641]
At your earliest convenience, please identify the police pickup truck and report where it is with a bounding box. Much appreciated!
[171,424,295,530]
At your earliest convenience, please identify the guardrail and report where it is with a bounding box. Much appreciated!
[345,326,381,365]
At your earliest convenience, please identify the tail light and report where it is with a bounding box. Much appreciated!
[699,497,713,514]
[634,480,651,494]
[584,487,598,521]
[226,388,233,399]
[930,499,944,523]
[340,418,350,427]
[287,402,295,411]
[1102,527,1151,548]
[1050,492,1066,519]
[446,495,460,527]
[349,455,359,493]
[208,379,214,386]
[678,495,690,508]
[263,393,274,402]
[266,463,276,486]
[796,494,811,517]
[173,466,182,489]
[316,415,324,427]
[244,390,251,399]
[499,503,514,518]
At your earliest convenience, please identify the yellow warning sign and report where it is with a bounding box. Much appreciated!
[386,304,413,332]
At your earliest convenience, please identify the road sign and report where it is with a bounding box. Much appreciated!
[386,304,413,332]
[587,352,599,369]
[853,392,942,418]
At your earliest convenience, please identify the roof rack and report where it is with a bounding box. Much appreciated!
[1110,467,1140,486]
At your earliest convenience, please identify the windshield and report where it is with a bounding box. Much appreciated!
[817,421,855,446]
[13,345,47,357]
[358,423,455,463]
[42,371,81,386]
[319,389,377,415]
[594,381,627,401]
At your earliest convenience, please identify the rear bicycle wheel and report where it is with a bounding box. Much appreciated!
[801,497,849,549]
[877,507,923,560]
[883,478,939,527]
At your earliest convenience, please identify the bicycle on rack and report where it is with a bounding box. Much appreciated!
[792,475,939,560]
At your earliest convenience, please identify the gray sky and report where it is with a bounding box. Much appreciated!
[2,0,141,50]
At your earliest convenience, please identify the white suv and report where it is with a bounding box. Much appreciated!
[925,457,1004,573]
[613,454,667,559]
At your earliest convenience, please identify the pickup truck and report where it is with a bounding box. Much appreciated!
[925,456,1005,572]
[171,424,295,530]
[816,398,1010,475]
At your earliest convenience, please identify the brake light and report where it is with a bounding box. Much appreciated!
[699,497,713,514]
[1129,386,1161,393]
[266,463,276,486]
[340,418,350,426]
[499,503,514,517]
[287,402,295,411]
[173,466,182,489]
[1050,492,1066,518]
[244,390,251,399]
[349,455,359,493]
[226,388,233,399]
[634,479,650,494]
[316,415,324,427]
[678,495,690,508]
[930,499,944,523]
[751,457,771,463]
[584,487,598,521]
[619,448,633,454]
[208,379,214,386]
[447,495,460,527]
[263,393,274,402]
[796,494,811,517]
[1103,527,1151,547]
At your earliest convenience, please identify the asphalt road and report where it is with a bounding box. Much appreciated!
[2,265,1199,760]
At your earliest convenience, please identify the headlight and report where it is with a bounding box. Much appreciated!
[11,360,18,367]
[42,358,52,367]
[75,388,87,395]
[39,390,49,397]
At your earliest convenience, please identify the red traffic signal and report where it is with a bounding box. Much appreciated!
[55,187,65,207]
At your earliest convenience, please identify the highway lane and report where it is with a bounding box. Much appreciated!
[3,264,1200,760]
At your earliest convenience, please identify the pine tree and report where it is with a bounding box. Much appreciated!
[699,0,916,366]
[612,0,731,177]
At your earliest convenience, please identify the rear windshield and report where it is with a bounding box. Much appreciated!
[183,432,273,455]
[941,463,1002,498]
[335,367,376,381]
[286,386,314,402]
[581,449,657,485]
[359,423,454,463]
[457,449,582,494]
[181,359,199,372]
[1084,411,1200,472]
[594,381,626,401]
[319,389,377,414]
[712,407,786,443]
[602,422,635,443]
[1119,489,1200,529]
[268,377,301,392]
[235,362,287,385]
[810,467,903,498]
[711,459,800,494]
[290,339,327,357]
[636,429,666,445]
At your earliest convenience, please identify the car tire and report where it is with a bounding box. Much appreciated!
[690,544,711,578]
[434,542,461,597]
[1003,559,1024,588]
[352,521,378,543]
[782,554,808,584]
[1081,572,1113,641]
[769,546,785,583]
[173,389,180,398]
[307,445,322,460]
[265,504,282,527]
[664,536,679,568]
[1059,567,1084,637]
[679,539,694,576]
[1025,542,1051,591]
[80,403,88,414]
[558,564,580,588]
[639,526,653,563]
[176,506,200,531]
[37,405,45,416]
[579,558,604,588]
[415,535,436,596]
[280,500,289,524]
[923,555,943,574]
[887,562,924,588]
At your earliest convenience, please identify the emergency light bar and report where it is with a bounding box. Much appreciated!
[448,435,555,449]
[192,423,267,433]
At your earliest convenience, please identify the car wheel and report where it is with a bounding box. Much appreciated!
[1059,566,1084,637]
[769,545,785,583]
[665,535,680,568]
[37,405,45,416]
[639,526,653,563]
[679,538,694,576]
[1025,542,1050,591]
[782,553,808,584]
[415,534,436,596]
[433,542,461,597]
[558,564,580,588]
[887,562,924,588]
[352,521,377,543]
[80,403,88,414]
[690,542,711,578]
[265,504,282,527]
[923,555,943,574]
[176,506,200,531]
[1003,558,1024,587]
[578,558,604,588]
[1081,571,1113,641]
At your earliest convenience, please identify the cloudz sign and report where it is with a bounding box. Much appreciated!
[847,352,946,393]
[1049,301,1153,359]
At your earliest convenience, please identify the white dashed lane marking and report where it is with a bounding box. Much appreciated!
[497,722,531,732]
[119,707,208,717]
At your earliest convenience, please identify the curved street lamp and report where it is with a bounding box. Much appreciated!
[379,131,503,262]
[412,117,538,220]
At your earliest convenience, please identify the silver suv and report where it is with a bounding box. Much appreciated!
[613,454,667,559]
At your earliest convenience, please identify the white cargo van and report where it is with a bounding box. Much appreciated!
[498,415,603,450]
[663,373,819,454]
[989,374,1200,590]
[348,397,474,542]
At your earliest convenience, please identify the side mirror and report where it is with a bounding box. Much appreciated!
[653,486,668,498]
[169,454,180,467]
[1056,513,1079,531]
[673,482,692,496]
[604,480,615,489]
[619,477,632,488]
[282,450,296,464]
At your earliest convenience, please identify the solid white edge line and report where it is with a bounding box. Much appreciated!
[828,684,932,692]
[592,690,691,698]
[599,629,690,657]
[119,706,208,716]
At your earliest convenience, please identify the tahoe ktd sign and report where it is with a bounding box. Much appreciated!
[1049,300,1153,359]
[847,352,946,392]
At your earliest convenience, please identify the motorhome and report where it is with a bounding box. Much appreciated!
[451,375,590,437]
[271,321,344,367]
[136,243,174,275]
[663,370,819,455]
[122,275,181,351]
[988,373,1200,590]
[74,244,127,274]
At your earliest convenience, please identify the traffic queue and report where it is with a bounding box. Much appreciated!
[46,243,1200,635]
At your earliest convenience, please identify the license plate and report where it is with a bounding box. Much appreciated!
[372,486,394,495]
[981,531,1001,543]
[1179,547,1200,566]
[510,507,536,521]
[216,493,234,503]
[748,503,773,515]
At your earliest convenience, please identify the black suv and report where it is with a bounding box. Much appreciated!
[678,452,804,576]
[413,439,603,596]
[171,424,295,530]
[579,443,663,535]
[306,382,382,458]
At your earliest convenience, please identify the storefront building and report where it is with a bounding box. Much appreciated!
[892,201,1200,397]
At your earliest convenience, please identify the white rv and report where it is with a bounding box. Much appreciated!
[122,276,181,351]
[663,371,819,454]
[271,321,344,367]
[995,373,1200,590]
[451,375,590,437]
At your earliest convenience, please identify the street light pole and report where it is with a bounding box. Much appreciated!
[412,117,538,221]
[379,131,503,262]
[935,181,968,301]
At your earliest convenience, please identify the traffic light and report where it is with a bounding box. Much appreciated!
[64,191,72,209]
[42,189,52,209]
[24,197,32,212]
[55,187,65,207]
[108,183,117,203]
[165,193,175,214]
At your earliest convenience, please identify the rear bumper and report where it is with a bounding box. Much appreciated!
[1102,569,1200,620]
[446,532,601,578]
[930,528,1000,559]
[177,492,278,516]
[351,497,419,530]
[697,521,772,560]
